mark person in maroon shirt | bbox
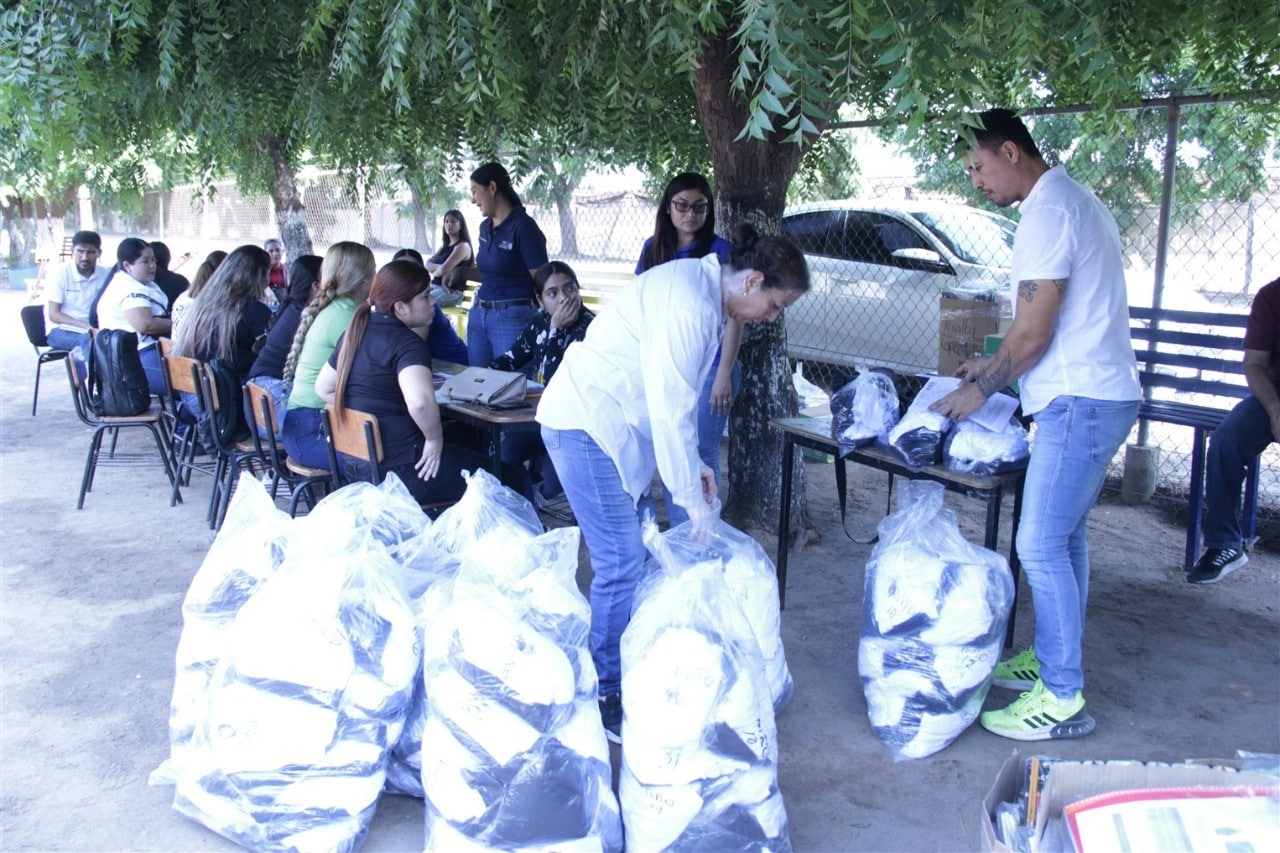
[1191,275,1280,583]
[265,238,288,305]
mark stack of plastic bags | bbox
[384,469,544,799]
[858,480,1014,761]
[418,474,622,851]
[152,475,427,850]
[619,518,792,851]
[887,388,951,471]
[944,416,1031,475]
[830,369,900,456]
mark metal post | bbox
[1137,102,1180,446]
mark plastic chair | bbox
[20,304,70,416]
[65,356,175,509]
[244,381,332,517]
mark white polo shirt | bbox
[1013,165,1141,414]
[537,255,724,512]
[46,261,110,331]
[97,271,170,351]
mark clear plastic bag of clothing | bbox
[425,467,544,555]
[944,416,1031,476]
[618,519,792,853]
[152,476,423,851]
[858,480,1014,761]
[420,525,622,852]
[887,390,952,471]
[830,368,900,456]
[657,513,794,713]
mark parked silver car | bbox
[781,200,1016,373]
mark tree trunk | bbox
[263,133,314,261]
[554,174,580,257]
[694,35,825,537]
[409,183,431,253]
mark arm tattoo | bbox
[977,351,1013,397]
[1019,278,1068,302]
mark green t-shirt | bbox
[288,297,357,410]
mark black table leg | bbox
[776,436,796,610]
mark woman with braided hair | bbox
[281,241,377,469]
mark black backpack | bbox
[196,358,248,450]
[87,330,151,416]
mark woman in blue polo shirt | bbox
[446,162,549,366]
[316,260,486,504]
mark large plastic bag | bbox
[386,470,540,798]
[425,467,544,554]
[153,477,423,851]
[792,361,829,410]
[858,480,1014,761]
[420,525,622,852]
[618,520,792,852]
[656,517,794,713]
[830,369,900,456]
[887,390,952,471]
[944,417,1030,476]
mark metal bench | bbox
[1130,305,1260,568]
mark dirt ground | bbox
[1,287,1277,852]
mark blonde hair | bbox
[282,241,376,382]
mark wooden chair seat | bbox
[286,457,330,478]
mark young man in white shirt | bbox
[45,231,110,352]
[933,109,1141,741]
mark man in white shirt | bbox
[45,231,110,352]
[933,109,1141,741]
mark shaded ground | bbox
[1,288,1277,851]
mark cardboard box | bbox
[980,751,1277,852]
[939,296,1000,376]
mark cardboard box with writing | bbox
[939,296,1000,376]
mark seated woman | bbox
[282,242,377,469]
[489,261,594,503]
[391,248,471,365]
[245,254,323,436]
[171,244,274,441]
[422,210,473,307]
[315,260,487,505]
[96,238,170,396]
[170,250,227,338]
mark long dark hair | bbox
[470,162,522,208]
[639,172,719,273]
[726,224,810,294]
[173,245,271,362]
[441,209,472,247]
[332,260,431,412]
[533,260,578,299]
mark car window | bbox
[913,209,1015,267]
[780,211,841,256]
[839,212,926,264]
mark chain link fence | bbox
[19,97,1278,539]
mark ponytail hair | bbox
[470,162,522,208]
[727,224,810,294]
[283,241,375,382]
[332,260,431,412]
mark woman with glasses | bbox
[636,172,743,525]
[489,260,595,504]
[96,237,171,395]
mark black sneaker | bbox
[1188,548,1248,585]
[599,693,622,744]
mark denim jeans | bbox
[664,356,741,527]
[1204,392,1277,549]
[282,405,331,470]
[542,425,654,696]
[467,302,536,368]
[46,327,90,353]
[1017,396,1139,698]
[139,345,167,396]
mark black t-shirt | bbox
[249,303,303,380]
[328,312,432,468]
[193,301,273,380]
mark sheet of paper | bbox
[914,376,1019,432]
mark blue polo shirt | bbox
[635,235,732,274]
[328,312,432,469]
[476,207,549,303]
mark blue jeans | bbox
[282,406,331,470]
[542,426,654,696]
[47,327,90,353]
[467,302,536,368]
[664,356,740,527]
[1017,396,1139,698]
[1204,392,1276,549]
[500,427,561,503]
[139,345,166,396]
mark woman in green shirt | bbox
[281,241,376,469]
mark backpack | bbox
[196,358,247,450]
[87,330,151,416]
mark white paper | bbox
[915,376,1019,433]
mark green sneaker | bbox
[980,680,1096,741]
[992,646,1040,690]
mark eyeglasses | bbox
[670,199,710,215]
